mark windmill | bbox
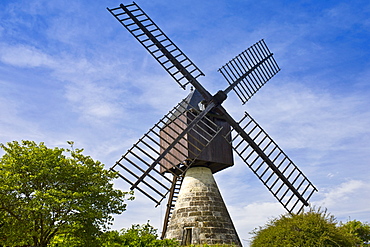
[107,2,317,246]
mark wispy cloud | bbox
[0,44,56,68]
[314,180,370,222]
[248,81,370,151]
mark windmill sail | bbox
[219,40,280,104]
[107,3,204,90]
[111,98,223,206]
[224,112,317,214]
[108,2,317,226]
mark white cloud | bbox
[0,41,132,125]
[308,179,370,226]
[0,43,56,68]
[315,180,370,209]
[0,84,44,142]
[245,81,370,158]
[64,80,121,121]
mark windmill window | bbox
[198,100,207,111]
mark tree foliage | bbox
[339,220,370,246]
[0,140,133,247]
[250,208,360,247]
[98,222,179,247]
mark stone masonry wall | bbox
[165,167,241,246]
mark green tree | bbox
[0,140,133,247]
[339,220,370,246]
[98,222,179,247]
[250,208,359,247]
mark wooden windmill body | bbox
[108,2,318,246]
[160,89,233,174]
[160,89,239,245]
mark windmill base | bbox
[165,167,241,246]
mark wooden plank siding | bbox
[159,112,234,174]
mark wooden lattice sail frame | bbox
[107,1,318,241]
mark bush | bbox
[250,208,360,246]
[99,222,179,247]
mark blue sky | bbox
[1,0,369,245]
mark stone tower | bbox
[165,167,241,246]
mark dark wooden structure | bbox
[160,90,233,174]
